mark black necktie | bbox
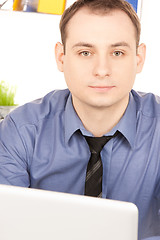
[84,134,115,198]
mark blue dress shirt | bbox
[0,89,160,240]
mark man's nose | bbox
[93,55,111,78]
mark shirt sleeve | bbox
[0,115,30,187]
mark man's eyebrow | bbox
[72,41,131,49]
[110,42,131,48]
[72,42,95,49]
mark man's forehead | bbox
[66,7,135,34]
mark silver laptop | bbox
[0,184,138,240]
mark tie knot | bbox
[84,135,113,154]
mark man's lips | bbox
[89,85,115,92]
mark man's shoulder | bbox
[132,89,160,118]
[9,89,70,127]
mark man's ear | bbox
[136,43,146,74]
[55,42,65,72]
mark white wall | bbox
[0,0,159,105]
[134,0,160,95]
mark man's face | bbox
[56,8,145,111]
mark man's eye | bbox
[80,51,91,57]
[113,51,123,57]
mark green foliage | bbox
[0,81,17,106]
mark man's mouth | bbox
[89,86,115,92]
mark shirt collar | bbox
[64,93,85,144]
[107,91,137,148]
[64,91,137,148]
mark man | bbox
[0,0,159,239]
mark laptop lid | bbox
[0,184,138,240]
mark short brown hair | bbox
[60,0,141,51]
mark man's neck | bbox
[72,96,129,137]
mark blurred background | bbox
[0,0,159,105]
